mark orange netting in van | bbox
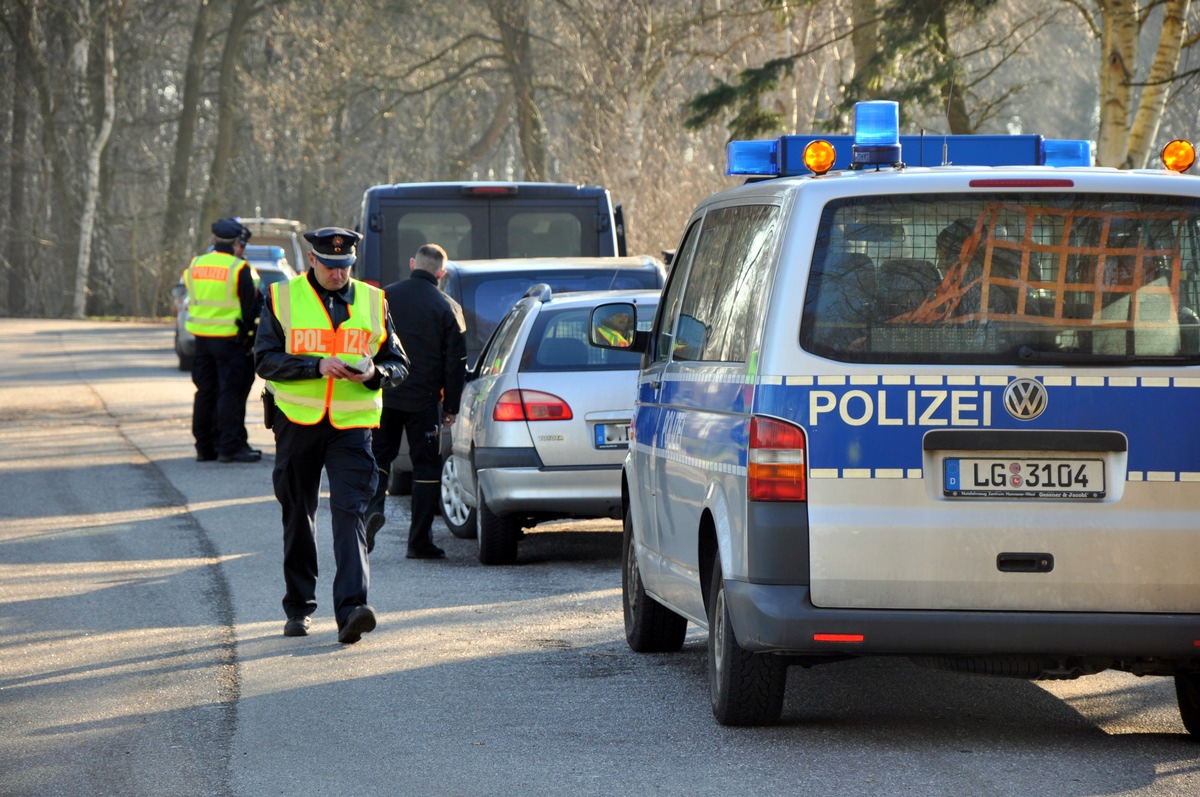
[896,203,1184,328]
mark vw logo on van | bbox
[1003,378,1048,421]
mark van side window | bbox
[653,220,702,363]
[672,205,780,363]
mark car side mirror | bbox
[590,302,643,352]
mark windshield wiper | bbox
[1016,345,1189,365]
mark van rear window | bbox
[799,193,1200,364]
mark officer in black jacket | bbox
[255,227,410,644]
[365,243,467,559]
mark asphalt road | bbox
[0,318,1196,797]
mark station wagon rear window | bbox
[799,193,1200,364]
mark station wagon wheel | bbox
[440,456,476,539]
[476,481,519,565]
[1175,672,1200,737]
[622,505,686,652]
[708,559,786,726]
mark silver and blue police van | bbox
[589,101,1200,728]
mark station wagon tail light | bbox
[747,416,807,502]
[493,389,573,421]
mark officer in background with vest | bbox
[185,217,262,463]
[254,226,410,644]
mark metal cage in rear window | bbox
[799,192,1200,365]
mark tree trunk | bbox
[162,0,217,263]
[6,0,33,316]
[489,0,547,181]
[73,2,116,319]
[198,0,254,243]
[851,0,882,97]
[1125,0,1190,168]
[1096,0,1138,167]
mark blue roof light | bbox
[854,101,899,146]
[725,139,779,176]
[851,101,901,167]
[1042,138,1092,167]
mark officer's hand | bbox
[318,357,374,381]
[348,360,376,383]
[442,413,456,427]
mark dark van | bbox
[357,181,627,287]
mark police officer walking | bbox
[254,226,410,644]
[186,217,262,463]
[364,243,467,558]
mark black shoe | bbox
[219,447,262,463]
[406,543,446,560]
[365,513,385,553]
[283,615,311,637]
[338,605,377,644]
[196,451,218,462]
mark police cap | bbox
[212,217,249,243]
[304,226,362,267]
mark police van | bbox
[589,101,1200,729]
[356,181,626,287]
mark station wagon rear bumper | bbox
[478,465,623,518]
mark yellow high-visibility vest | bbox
[184,251,250,337]
[267,275,387,429]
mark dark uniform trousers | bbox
[192,335,254,457]
[273,413,378,627]
[367,404,442,548]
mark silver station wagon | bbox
[443,287,658,565]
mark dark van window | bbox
[800,193,1200,364]
[672,205,779,363]
[506,213,584,257]
[394,211,474,262]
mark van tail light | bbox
[748,416,807,502]
[493,389,574,421]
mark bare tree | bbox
[198,0,256,237]
[161,0,218,264]
[73,0,119,318]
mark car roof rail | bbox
[523,283,553,302]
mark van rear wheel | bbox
[1175,672,1200,737]
[708,559,786,726]
[622,507,686,652]
[476,481,519,565]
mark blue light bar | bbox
[729,134,1097,176]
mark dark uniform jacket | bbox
[382,269,467,414]
[254,270,410,390]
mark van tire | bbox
[1175,672,1200,736]
[708,559,786,726]
[476,482,519,565]
[440,456,476,539]
[622,507,686,652]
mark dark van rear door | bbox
[360,182,621,286]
